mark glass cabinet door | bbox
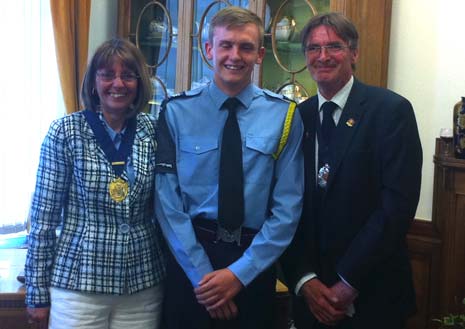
[119,0,392,110]
[261,0,330,103]
[118,0,250,117]
[190,0,251,89]
[127,1,178,117]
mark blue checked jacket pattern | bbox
[25,111,166,306]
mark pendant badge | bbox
[317,163,331,188]
[109,177,129,202]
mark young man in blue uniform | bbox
[155,6,304,329]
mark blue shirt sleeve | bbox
[155,107,214,286]
[155,173,214,286]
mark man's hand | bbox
[26,307,50,329]
[195,268,243,311]
[301,279,346,326]
[207,299,238,320]
[330,280,358,312]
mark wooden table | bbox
[0,248,28,329]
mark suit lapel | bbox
[130,117,147,204]
[130,115,157,205]
[81,112,109,164]
[299,97,318,197]
[327,80,368,190]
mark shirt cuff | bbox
[228,256,259,287]
[338,273,357,291]
[295,272,317,295]
[337,273,357,317]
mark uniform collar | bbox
[208,81,255,111]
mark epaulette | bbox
[282,95,295,102]
[263,89,294,104]
[263,90,297,160]
[184,88,203,97]
[160,88,203,110]
[160,92,184,110]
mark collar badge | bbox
[346,118,356,127]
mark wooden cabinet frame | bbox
[255,0,392,88]
[331,0,392,88]
[117,0,392,93]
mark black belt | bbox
[193,217,257,247]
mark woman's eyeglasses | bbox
[96,71,139,82]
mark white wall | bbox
[388,0,465,220]
[88,0,118,58]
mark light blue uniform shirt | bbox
[155,82,304,287]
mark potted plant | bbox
[433,298,465,328]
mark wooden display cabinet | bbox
[117,0,392,111]
[0,249,28,329]
[405,139,465,329]
[406,220,441,329]
[432,138,465,317]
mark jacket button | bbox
[119,223,130,233]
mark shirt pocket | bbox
[178,136,219,185]
[244,135,279,183]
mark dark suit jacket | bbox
[281,79,422,329]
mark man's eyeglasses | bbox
[304,44,351,55]
[96,71,139,83]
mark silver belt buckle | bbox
[217,226,242,246]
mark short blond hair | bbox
[209,6,264,48]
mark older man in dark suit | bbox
[281,12,422,329]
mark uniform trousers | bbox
[49,284,164,329]
[162,228,276,329]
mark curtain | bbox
[0,0,65,234]
[50,0,91,114]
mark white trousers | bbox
[49,284,164,329]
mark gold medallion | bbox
[109,177,129,202]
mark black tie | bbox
[318,101,338,170]
[218,97,244,232]
[317,101,337,251]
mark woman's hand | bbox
[26,307,50,329]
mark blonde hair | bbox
[209,6,264,48]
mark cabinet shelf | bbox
[432,138,465,317]
[264,37,302,53]
[138,39,177,49]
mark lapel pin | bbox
[346,118,356,127]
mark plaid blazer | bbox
[25,111,166,306]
